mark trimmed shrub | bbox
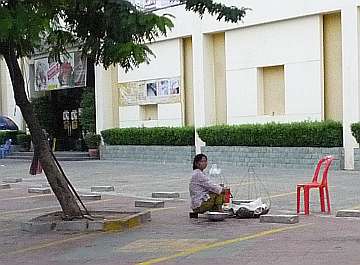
[197,121,342,147]
[0,131,23,145]
[351,122,360,144]
[16,134,32,151]
[101,127,195,146]
[84,133,102,149]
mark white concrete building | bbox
[1,0,360,168]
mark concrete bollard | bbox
[152,192,180,199]
[260,214,299,224]
[135,200,165,208]
[91,186,115,192]
[28,187,51,194]
[336,210,360,218]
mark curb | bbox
[21,210,151,233]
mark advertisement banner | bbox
[34,52,87,91]
[118,77,180,106]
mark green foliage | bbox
[16,133,32,150]
[180,0,249,22]
[101,127,195,146]
[0,130,23,145]
[31,96,56,136]
[80,88,96,134]
[197,121,343,147]
[351,122,360,144]
[0,1,247,70]
[84,133,102,149]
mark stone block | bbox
[21,222,54,233]
[55,221,88,231]
[0,184,10,189]
[87,221,104,231]
[336,210,360,218]
[135,200,164,208]
[79,193,101,200]
[91,186,115,192]
[3,177,22,183]
[28,187,51,194]
[152,192,180,199]
[260,214,299,224]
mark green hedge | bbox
[101,127,195,146]
[84,133,101,149]
[197,121,343,147]
[0,131,24,145]
[351,122,360,144]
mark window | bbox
[262,65,285,116]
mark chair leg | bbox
[325,186,331,213]
[319,187,325,212]
[304,187,310,215]
[297,186,301,214]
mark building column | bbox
[192,31,217,154]
[95,65,116,134]
[341,6,360,169]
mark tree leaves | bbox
[0,0,247,70]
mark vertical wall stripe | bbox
[324,12,343,121]
[213,33,227,124]
[183,37,194,126]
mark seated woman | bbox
[189,154,225,214]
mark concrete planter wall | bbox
[100,145,344,170]
[354,148,360,170]
[201,146,344,170]
[100,145,196,164]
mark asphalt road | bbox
[0,159,360,265]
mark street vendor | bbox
[189,154,225,213]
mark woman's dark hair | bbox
[193,154,207,170]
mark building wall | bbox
[117,39,183,128]
[226,15,322,124]
[0,58,24,129]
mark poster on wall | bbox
[158,80,169,96]
[34,51,87,91]
[144,0,156,10]
[146,82,157,97]
[118,77,181,106]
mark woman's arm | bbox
[196,171,223,194]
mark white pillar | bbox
[192,32,206,154]
[95,65,115,134]
[341,6,360,169]
[192,29,217,154]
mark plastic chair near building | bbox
[296,155,334,215]
[0,139,13,159]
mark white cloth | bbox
[189,169,223,209]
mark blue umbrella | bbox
[0,116,19,131]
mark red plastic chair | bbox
[296,155,334,215]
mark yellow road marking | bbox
[270,191,296,198]
[136,224,310,265]
[0,194,53,202]
[0,198,116,215]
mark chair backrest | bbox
[320,156,334,186]
[311,156,334,185]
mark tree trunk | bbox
[2,46,83,218]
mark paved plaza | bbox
[0,159,360,264]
